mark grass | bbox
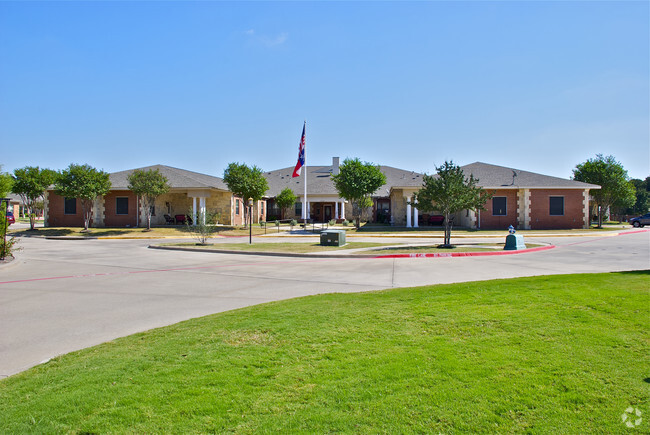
[161,241,390,253]
[1,272,648,433]
[8,226,269,238]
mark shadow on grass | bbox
[618,270,650,276]
[10,228,76,237]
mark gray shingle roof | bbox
[109,165,229,191]
[460,162,600,189]
[264,164,424,197]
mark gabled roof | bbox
[109,165,229,191]
[264,164,424,197]
[460,162,600,189]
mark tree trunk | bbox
[597,203,602,229]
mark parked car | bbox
[428,215,445,225]
[6,211,15,225]
[629,213,650,228]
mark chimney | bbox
[332,157,340,175]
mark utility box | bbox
[504,234,526,250]
[320,230,346,246]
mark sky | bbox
[1,1,648,181]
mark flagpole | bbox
[303,120,307,224]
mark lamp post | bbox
[248,198,253,244]
[1,198,10,261]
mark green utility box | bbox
[504,234,526,250]
[320,230,346,246]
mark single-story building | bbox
[265,158,600,230]
[45,165,267,228]
[44,160,599,230]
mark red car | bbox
[6,211,15,225]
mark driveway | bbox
[1,230,648,377]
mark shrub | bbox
[342,220,349,226]
[329,219,336,226]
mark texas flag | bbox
[292,122,306,178]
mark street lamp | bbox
[1,198,11,261]
[248,198,253,244]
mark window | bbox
[492,197,507,216]
[549,196,564,216]
[235,199,240,215]
[116,197,129,215]
[64,198,76,215]
[295,202,302,216]
[260,201,264,214]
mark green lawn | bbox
[1,272,648,433]
[8,226,269,238]
[162,241,391,253]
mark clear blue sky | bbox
[1,1,648,180]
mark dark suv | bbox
[629,213,650,228]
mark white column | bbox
[340,201,345,219]
[414,200,419,228]
[307,201,311,219]
[406,201,412,228]
[335,201,339,220]
[192,197,197,226]
[199,197,206,225]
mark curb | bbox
[148,244,556,259]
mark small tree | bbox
[275,188,297,219]
[223,162,269,228]
[127,169,170,230]
[12,166,56,230]
[573,154,635,228]
[185,209,219,245]
[0,166,16,259]
[415,161,492,248]
[55,164,111,230]
[331,158,387,228]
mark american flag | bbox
[292,122,306,178]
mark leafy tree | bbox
[275,188,297,219]
[626,178,649,215]
[55,164,111,230]
[11,166,56,230]
[127,169,170,230]
[573,154,635,228]
[415,161,492,247]
[0,166,15,259]
[223,162,269,227]
[331,158,387,228]
[0,166,12,198]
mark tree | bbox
[573,154,635,228]
[626,178,649,216]
[12,166,56,230]
[415,161,492,248]
[127,169,170,230]
[55,164,111,230]
[0,166,12,198]
[275,188,297,220]
[223,162,269,227]
[331,158,387,228]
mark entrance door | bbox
[324,205,332,222]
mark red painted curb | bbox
[372,245,556,259]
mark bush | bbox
[290,219,297,230]
[259,221,266,228]
[342,220,349,226]
[185,210,219,245]
[329,219,336,226]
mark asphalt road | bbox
[1,230,648,378]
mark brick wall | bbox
[104,191,138,227]
[479,189,519,230]
[529,189,585,229]
[46,192,86,227]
